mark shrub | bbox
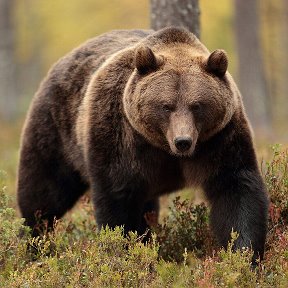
[1,144,288,287]
[0,177,159,287]
[153,196,215,263]
[155,232,256,288]
[0,170,30,282]
[6,226,159,287]
[265,144,288,232]
[261,145,288,287]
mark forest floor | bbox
[0,121,288,287]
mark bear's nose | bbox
[174,137,192,152]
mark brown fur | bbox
[17,27,268,264]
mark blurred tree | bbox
[280,0,288,135]
[16,0,149,72]
[234,0,271,135]
[14,0,149,114]
[16,0,44,106]
[260,0,288,137]
[201,0,236,74]
[150,0,200,38]
[0,0,18,121]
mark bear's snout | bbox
[174,136,192,152]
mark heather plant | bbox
[0,170,30,282]
[1,145,288,287]
[154,196,214,263]
[263,145,288,268]
[261,145,288,287]
[265,144,288,230]
[155,233,257,287]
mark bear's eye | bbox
[163,104,174,113]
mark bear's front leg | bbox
[204,168,269,264]
[91,179,154,236]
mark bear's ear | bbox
[135,46,163,75]
[206,49,228,78]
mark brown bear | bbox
[17,27,268,263]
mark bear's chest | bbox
[136,148,185,198]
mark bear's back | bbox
[25,30,152,180]
[40,29,152,106]
[35,29,151,139]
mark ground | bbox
[0,120,288,287]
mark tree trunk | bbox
[150,0,200,38]
[0,0,18,121]
[234,0,271,135]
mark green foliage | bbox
[265,144,288,228]
[0,170,30,282]
[1,145,288,287]
[0,177,159,287]
[212,232,255,287]
[262,145,288,287]
[154,233,256,288]
[155,197,214,262]
[264,145,288,248]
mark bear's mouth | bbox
[173,151,194,158]
[171,148,195,158]
[166,139,196,158]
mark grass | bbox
[0,120,288,287]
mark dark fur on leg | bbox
[204,168,269,265]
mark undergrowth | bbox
[0,145,288,287]
[153,198,214,262]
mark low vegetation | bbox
[0,145,288,287]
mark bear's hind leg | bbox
[17,143,88,236]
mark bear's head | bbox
[123,28,239,157]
